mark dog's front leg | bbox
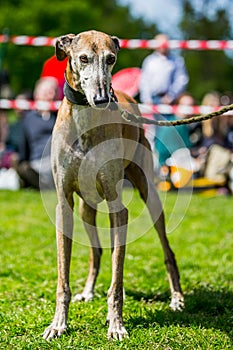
[73,199,102,302]
[107,207,129,340]
[43,195,74,340]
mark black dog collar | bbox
[63,75,88,106]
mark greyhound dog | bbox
[43,30,184,341]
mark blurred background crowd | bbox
[1,0,233,194]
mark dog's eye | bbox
[106,55,116,65]
[79,55,88,64]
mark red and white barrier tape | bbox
[140,104,221,115]
[0,98,227,116]
[0,35,56,47]
[119,39,233,50]
[1,35,233,50]
[0,99,61,111]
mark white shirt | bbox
[139,52,189,103]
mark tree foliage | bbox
[0,0,157,94]
[179,0,233,101]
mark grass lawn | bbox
[0,189,232,349]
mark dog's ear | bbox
[111,36,120,52]
[55,34,76,61]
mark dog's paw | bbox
[170,291,185,311]
[72,291,94,303]
[107,319,129,341]
[43,323,67,340]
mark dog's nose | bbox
[93,95,109,107]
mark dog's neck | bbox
[64,74,89,106]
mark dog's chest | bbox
[61,107,124,202]
[71,105,123,150]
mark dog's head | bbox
[56,30,120,109]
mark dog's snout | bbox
[93,94,109,107]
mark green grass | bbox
[0,189,232,349]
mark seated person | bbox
[155,92,194,167]
[16,77,59,190]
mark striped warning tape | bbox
[1,35,233,50]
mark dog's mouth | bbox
[91,85,118,110]
[89,94,110,110]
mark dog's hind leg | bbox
[73,199,102,302]
[125,138,184,311]
[43,193,74,340]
